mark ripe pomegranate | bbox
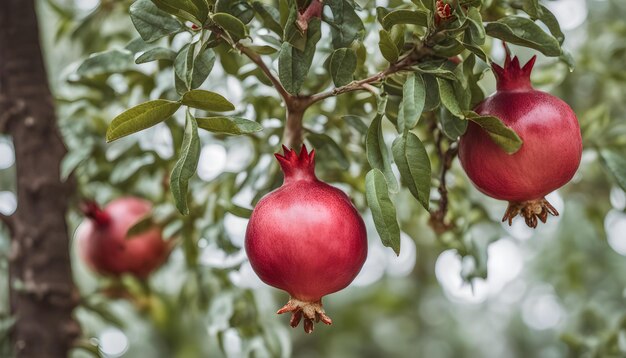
[245,145,367,333]
[77,197,171,279]
[458,52,582,228]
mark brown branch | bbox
[236,43,291,102]
[429,126,458,234]
[306,44,435,107]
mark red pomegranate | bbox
[77,197,171,279]
[245,145,367,333]
[458,52,582,228]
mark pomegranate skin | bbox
[458,54,582,227]
[245,145,367,333]
[77,197,170,279]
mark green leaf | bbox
[600,149,626,192]
[392,133,431,210]
[135,47,177,64]
[196,116,263,135]
[248,45,278,55]
[106,100,181,142]
[465,7,485,45]
[170,112,201,215]
[538,5,565,45]
[77,49,134,77]
[343,115,368,135]
[129,0,183,43]
[379,30,399,63]
[485,16,561,57]
[213,12,249,41]
[423,74,440,111]
[399,73,426,132]
[191,48,216,88]
[219,200,253,218]
[279,18,321,94]
[215,0,254,24]
[437,78,463,118]
[152,0,208,25]
[181,89,235,112]
[126,214,156,238]
[382,9,428,30]
[365,169,401,255]
[306,132,350,169]
[252,1,283,35]
[174,42,195,95]
[326,0,365,48]
[328,48,357,87]
[440,109,467,140]
[465,111,523,154]
[366,114,398,192]
[110,153,155,184]
[522,0,542,19]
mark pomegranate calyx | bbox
[274,144,317,183]
[492,53,536,92]
[80,200,111,227]
[277,297,332,334]
[502,197,559,228]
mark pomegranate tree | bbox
[458,52,582,228]
[245,145,368,333]
[77,197,171,279]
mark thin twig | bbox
[306,51,424,106]
[429,125,458,234]
[236,43,291,102]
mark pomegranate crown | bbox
[274,144,316,182]
[80,200,110,226]
[492,51,537,91]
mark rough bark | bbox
[0,0,80,357]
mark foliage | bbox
[0,0,625,357]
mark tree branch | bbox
[429,125,458,234]
[306,45,434,107]
[235,43,291,102]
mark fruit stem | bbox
[80,200,110,227]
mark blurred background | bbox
[1,0,626,357]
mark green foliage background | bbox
[1,0,626,357]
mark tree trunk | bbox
[0,0,80,357]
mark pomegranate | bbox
[77,197,171,279]
[458,52,582,228]
[245,145,367,333]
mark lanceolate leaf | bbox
[191,47,216,88]
[279,18,321,94]
[181,89,235,112]
[465,111,523,154]
[485,16,561,57]
[129,0,183,43]
[538,5,565,45]
[440,109,468,140]
[382,9,428,30]
[252,1,283,35]
[77,49,134,77]
[152,0,208,25]
[171,112,201,215]
[328,48,357,87]
[437,78,463,118]
[379,30,399,63]
[306,132,350,169]
[136,47,177,64]
[212,12,249,41]
[106,100,181,142]
[392,133,431,210]
[196,116,263,135]
[399,73,426,132]
[366,114,398,192]
[365,169,401,255]
[600,149,626,192]
[325,0,365,48]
